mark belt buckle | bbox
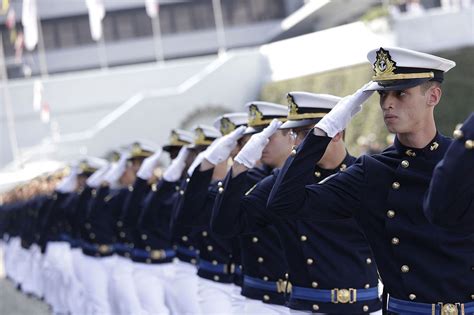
[437,302,462,315]
[98,244,110,254]
[276,279,292,294]
[331,288,357,304]
[150,250,165,260]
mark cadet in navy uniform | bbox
[205,103,293,314]
[174,122,250,314]
[424,112,474,229]
[267,47,474,314]
[212,93,382,314]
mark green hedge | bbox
[259,46,474,155]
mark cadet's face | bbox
[261,130,293,168]
[120,159,142,185]
[378,85,435,134]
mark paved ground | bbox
[0,246,50,315]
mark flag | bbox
[1,0,9,14]
[22,0,38,51]
[40,101,50,123]
[145,0,159,18]
[33,79,43,111]
[86,0,105,41]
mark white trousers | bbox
[77,254,116,315]
[197,277,234,314]
[231,284,246,314]
[109,255,144,315]
[172,260,201,314]
[21,244,44,298]
[243,297,290,315]
[133,262,175,315]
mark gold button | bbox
[366,258,372,264]
[145,246,151,251]
[392,182,400,190]
[466,139,474,150]
[291,149,297,156]
[409,294,416,300]
[471,294,474,300]
[453,128,463,139]
[257,257,264,263]
[128,185,134,192]
[217,181,223,187]
[218,187,224,194]
[314,171,321,178]
[311,282,318,288]
[212,260,218,265]
[306,258,314,265]
[85,223,91,229]
[179,190,184,195]
[120,231,126,238]
[151,184,157,191]
[401,160,409,168]
[284,273,289,279]
[190,258,197,265]
[252,237,258,243]
[401,265,410,273]
[300,235,307,242]
[213,275,219,281]
[181,235,188,242]
[263,276,268,281]
[141,234,147,240]
[175,186,180,191]
[312,304,319,311]
[186,178,190,183]
[207,245,213,251]
[89,233,95,239]
[387,210,395,218]
[116,221,123,227]
[363,305,369,312]
[364,284,370,289]
[91,189,97,197]
[263,295,270,301]
[392,237,400,245]
[202,231,208,237]
[339,164,347,171]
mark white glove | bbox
[235,119,282,169]
[163,147,190,182]
[187,151,206,177]
[56,167,78,193]
[86,163,110,188]
[104,153,128,187]
[136,148,163,180]
[203,126,246,165]
[316,81,375,137]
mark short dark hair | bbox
[420,80,441,94]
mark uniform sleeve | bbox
[174,168,213,226]
[424,113,474,229]
[267,132,365,220]
[211,169,279,237]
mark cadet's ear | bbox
[332,132,343,142]
[427,84,442,108]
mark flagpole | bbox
[36,17,48,77]
[0,33,21,167]
[212,0,226,55]
[151,14,164,64]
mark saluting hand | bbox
[137,148,163,180]
[315,81,374,137]
[103,153,129,187]
[56,166,78,193]
[86,163,110,188]
[203,125,246,166]
[163,147,190,182]
[234,119,282,169]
